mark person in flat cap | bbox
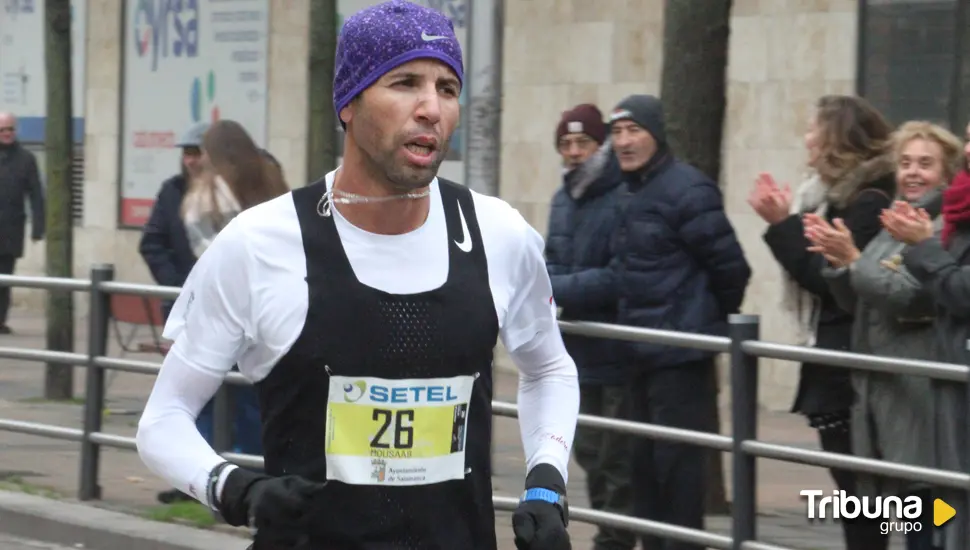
[545,104,635,550]
[139,120,209,325]
[135,2,578,549]
[608,94,751,550]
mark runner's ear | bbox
[340,105,353,125]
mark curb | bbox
[0,491,249,550]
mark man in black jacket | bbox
[609,95,751,550]
[545,104,633,550]
[0,112,45,335]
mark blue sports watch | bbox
[520,487,569,526]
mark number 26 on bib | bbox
[325,374,476,487]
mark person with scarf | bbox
[137,4,580,547]
[883,119,970,550]
[806,121,964,550]
[747,95,896,550]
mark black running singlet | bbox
[253,179,500,550]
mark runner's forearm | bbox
[512,335,579,482]
[136,345,231,507]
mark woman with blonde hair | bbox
[807,120,963,550]
[748,94,896,550]
[182,119,289,458]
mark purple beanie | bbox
[333,0,464,120]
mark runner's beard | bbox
[373,138,450,192]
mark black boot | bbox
[156,488,193,504]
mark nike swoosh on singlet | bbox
[455,201,472,252]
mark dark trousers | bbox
[629,359,717,550]
[817,421,942,550]
[905,488,939,550]
[0,254,14,325]
[575,384,636,550]
[816,417,890,550]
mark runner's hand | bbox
[513,464,571,550]
[513,500,571,550]
[216,466,326,534]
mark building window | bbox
[857,0,970,132]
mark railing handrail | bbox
[3,272,967,379]
[0,268,967,550]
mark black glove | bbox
[214,464,326,546]
[512,464,571,550]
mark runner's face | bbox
[344,59,461,190]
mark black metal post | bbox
[79,264,114,501]
[213,385,233,453]
[729,314,760,549]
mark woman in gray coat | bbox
[882,119,970,550]
[805,121,965,550]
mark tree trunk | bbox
[660,0,733,516]
[306,0,339,182]
[43,0,74,400]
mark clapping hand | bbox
[748,173,793,225]
[804,214,860,268]
[881,201,933,245]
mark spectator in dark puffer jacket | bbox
[609,94,751,550]
[545,104,633,550]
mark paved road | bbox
[0,534,93,550]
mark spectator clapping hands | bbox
[804,214,860,268]
[882,201,934,245]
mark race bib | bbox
[325,374,475,486]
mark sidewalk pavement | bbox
[0,532,103,550]
[0,309,905,549]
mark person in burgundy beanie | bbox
[546,104,634,550]
[555,104,607,169]
[887,120,970,550]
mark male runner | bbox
[135,2,579,549]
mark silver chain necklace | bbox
[316,187,432,217]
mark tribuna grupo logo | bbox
[800,490,928,535]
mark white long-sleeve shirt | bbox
[135,172,580,506]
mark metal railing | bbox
[1,265,968,550]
